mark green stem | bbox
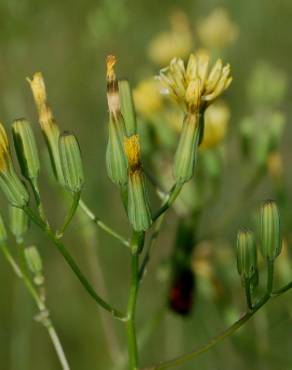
[152,183,183,222]
[79,199,129,247]
[30,178,48,224]
[46,322,70,370]
[139,212,165,281]
[244,278,252,310]
[57,192,81,238]
[0,243,70,370]
[23,206,126,321]
[144,282,291,370]
[127,251,139,370]
[272,280,292,296]
[266,259,274,295]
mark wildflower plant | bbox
[0,50,292,370]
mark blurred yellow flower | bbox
[200,102,230,149]
[267,151,283,180]
[148,11,192,65]
[133,78,163,117]
[197,8,239,49]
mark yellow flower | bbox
[133,79,163,117]
[158,50,232,112]
[197,8,239,49]
[148,11,192,66]
[200,102,230,149]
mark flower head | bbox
[197,8,239,49]
[158,50,232,112]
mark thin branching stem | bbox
[143,279,292,370]
[57,192,81,238]
[152,183,183,222]
[0,242,70,370]
[23,205,127,321]
[79,199,130,247]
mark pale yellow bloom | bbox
[158,50,232,112]
[200,102,230,149]
[133,79,163,117]
[148,11,192,65]
[197,8,239,49]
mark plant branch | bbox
[23,206,127,321]
[57,192,81,238]
[79,199,130,247]
[152,183,183,222]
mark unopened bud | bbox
[119,79,137,136]
[260,200,281,260]
[236,229,257,284]
[59,132,84,193]
[12,119,40,181]
[124,135,152,231]
[106,56,128,186]
[9,206,29,243]
[24,246,43,285]
[0,123,29,207]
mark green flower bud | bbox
[27,72,64,185]
[0,123,29,207]
[236,229,257,284]
[119,79,137,136]
[9,206,29,243]
[173,112,202,183]
[106,56,128,186]
[59,132,84,193]
[0,213,7,244]
[124,135,152,231]
[12,118,40,181]
[24,246,44,285]
[260,200,281,260]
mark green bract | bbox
[59,132,84,193]
[12,118,40,181]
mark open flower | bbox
[158,50,232,112]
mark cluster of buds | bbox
[236,200,282,292]
[106,56,152,232]
[0,124,29,207]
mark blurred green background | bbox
[0,0,292,369]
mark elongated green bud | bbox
[260,200,281,260]
[0,123,29,207]
[0,213,7,244]
[124,135,152,231]
[59,132,84,193]
[12,118,40,181]
[106,56,128,186]
[237,229,257,284]
[9,206,29,243]
[119,79,137,136]
[24,245,44,285]
[27,72,64,185]
[173,112,202,183]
